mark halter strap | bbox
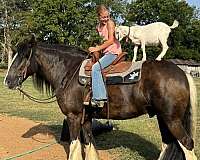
[22,49,33,79]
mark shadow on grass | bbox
[95,130,160,160]
[21,123,160,160]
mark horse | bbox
[4,34,197,160]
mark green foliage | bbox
[0,62,8,69]
[126,0,193,25]
[124,0,200,61]
[0,0,200,61]
[22,0,125,49]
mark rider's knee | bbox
[92,63,101,72]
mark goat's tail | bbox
[170,20,179,29]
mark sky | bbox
[187,0,200,8]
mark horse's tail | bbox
[184,73,197,141]
[170,20,179,29]
[159,73,197,160]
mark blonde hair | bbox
[96,4,109,16]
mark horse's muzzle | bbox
[4,76,22,90]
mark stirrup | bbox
[83,89,92,106]
[91,99,106,108]
[83,101,90,105]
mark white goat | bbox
[115,20,179,61]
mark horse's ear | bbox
[29,33,37,47]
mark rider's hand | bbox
[88,46,100,53]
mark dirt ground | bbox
[0,114,113,160]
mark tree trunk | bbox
[1,7,7,65]
[5,28,13,68]
[1,0,13,68]
[7,44,13,68]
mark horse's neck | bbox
[35,48,81,90]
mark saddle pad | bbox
[79,59,144,85]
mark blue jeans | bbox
[92,53,117,100]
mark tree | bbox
[0,0,126,67]
[124,0,200,61]
[22,0,126,48]
[0,0,31,67]
[0,0,13,66]
[1,0,199,64]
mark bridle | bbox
[16,48,57,103]
[21,48,33,79]
[14,49,33,88]
[16,49,88,104]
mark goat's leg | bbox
[156,38,169,61]
[132,45,138,62]
[141,41,146,61]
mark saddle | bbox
[79,52,144,106]
[79,52,144,85]
[84,52,131,76]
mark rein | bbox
[18,50,88,104]
[17,48,89,124]
[17,62,82,104]
[17,48,57,103]
[17,87,57,103]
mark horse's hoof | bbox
[181,136,194,151]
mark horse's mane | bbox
[37,42,88,57]
[32,73,53,96]
[32,43,88,95]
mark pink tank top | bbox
[96,23,122,55]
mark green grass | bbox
[0,70,65,135]
[0,70,199,160]
[96,117,161,160]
